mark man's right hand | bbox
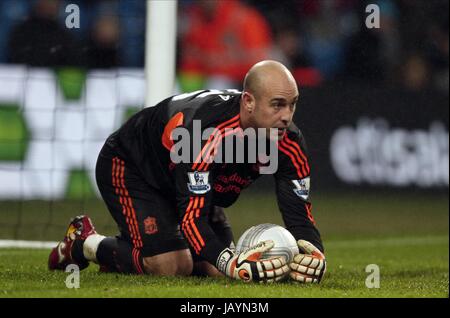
[217,240,290,283]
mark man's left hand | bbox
[289,240,326,283]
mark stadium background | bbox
[0,0,448,297]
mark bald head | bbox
[240,60,299,136]
[243,60,297,99]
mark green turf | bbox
[0,189,448,298]
[1,189,448,242]
[0,234,447,298]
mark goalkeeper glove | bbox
[216,240,290,283]
[289,240,326,283]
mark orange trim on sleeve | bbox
[189,197,205,248]
[192,114,240,170]
[181,197,202,253]
[283,135,310,175]
[198,121,240,172]
[181,196,208,255]
[305,203,316,224]
[162,112,184,151]
[278,142,304,179]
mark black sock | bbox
[96,237,145,274]
[71,239,89,269]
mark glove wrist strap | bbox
[216,248,234,274]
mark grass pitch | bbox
[0,189,448,298]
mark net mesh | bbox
[0,67,147,241]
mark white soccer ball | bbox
[235,223,299,263]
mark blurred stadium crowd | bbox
[0,0,448,93]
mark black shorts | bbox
[95,142,234,259]
[95,143,188,257]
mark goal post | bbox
[145,0,178,107]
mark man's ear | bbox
[242,92,255,113]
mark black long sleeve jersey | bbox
[109,89,323,266]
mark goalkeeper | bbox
[49,60,326,283]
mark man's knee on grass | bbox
[96,238,192,276]
[142,249,193,276]
[192,261,224,277]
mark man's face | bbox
[249,81,298,141]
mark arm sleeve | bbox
[173,124,229,267]
[275,133,324,252]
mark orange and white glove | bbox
[289,240,326,283]
[217,240,290,283]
